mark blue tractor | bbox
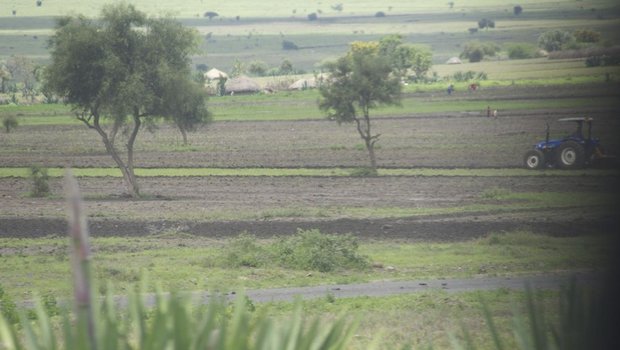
[523,117,610,169]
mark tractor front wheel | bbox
[555,141,585,169]
[524,149,546,169]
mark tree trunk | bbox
[180,127,188,145]
[355,108,379,173]
[366,140,377,170]
[89,113,141,198]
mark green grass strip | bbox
[0,167,617,178]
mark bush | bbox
[506,43,535,59]
[2,115,18,133]
[585,55,620,67]
[307,12,318,21]
[282,40,298,50]
[538,30,575,52]
[574,29,601,43]
[478,18,495,30]
[273,229,369,272]
[247,60,269,76]
[29,166,50,197]
[460,41,499,62]
[513,5,523,15]
[375,11,386,17]
[224,232,269,268]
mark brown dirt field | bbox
[1,85,619,240]
[1,174,618,240]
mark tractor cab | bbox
[524,117,609,169]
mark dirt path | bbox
[228,271,599,304]
[94,272,598,309]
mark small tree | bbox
[44,4,209,198]
[279,59,294,75]
[29,166,50,197]
[319,42,402,172]
[538,30,575,52]
[478,18,495,30]
[513,5,523,16]
[2,116,18,133]
[506,43,535,59]
[204,11,218,20]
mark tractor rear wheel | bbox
[555,141,585,169]
[524,149,545,169]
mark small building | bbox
[204,68,228,81]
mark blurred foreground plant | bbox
[0,171,358,350]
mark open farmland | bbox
[1,84,619,240]
[1,1,620,348]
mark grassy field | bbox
[0,231,610,299]
[1,1,618,348]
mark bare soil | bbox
[1,85,619,240]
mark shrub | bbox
[224,232,269,268]
[307,12,318,21]
[2,115,18,133]
[513,5,523,15]
[375,11,386,17]
[506,42,535,59]
[273,229,369,272]
[478,18,495,30]
[282,40,298,50]
[29,166,50,197]
[538,30,575,52]
[247,60,268,76]
[574,29,601,43]
[460,41,499,62]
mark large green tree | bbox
[378,35,433,81]
[45,4,209,198]
[319,42,402,172]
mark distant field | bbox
[5,0,616,18]
[2,0,619,71]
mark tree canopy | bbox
[537,30,576,52]
[319,42,402,172]
[378,35,433,81]
[44,3,209,198]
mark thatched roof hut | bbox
[225,75,261,94]
[288,78,317,90]
[204,68,228,80]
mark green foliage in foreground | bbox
[0,287,357,350]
